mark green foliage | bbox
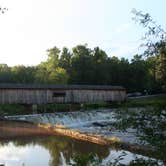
[70,153,100,166]
[59,47,72,73]
[124,95,166,107]
[127,158,160,166]
[0,9,165,93]
[37,103,71,113]
[0,104,25,116]
[48,67,68,84]
[112,106,166,160]
[132,9,166,92]
[0,43,164,93]
[11,65,36,83]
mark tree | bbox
[46,46,60,70]
[91,47,109,85]
[59,47,72,74]
[48,67,68,84]
[34,65,49,83]
[132,9,166,92]
[0,64,12,82]
[155,42,166,90]
[130,55,150,92]
[35,46,69,84]
[11,65,36,83]
[145,56,158,92]
[70,44,94,84]
[93,47,107,63]
[118,58,131,90]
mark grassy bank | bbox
[123,94,166,108]
[0,104,25,116]
[0,103,78,116]
[0,94,166,116]
[82,94,166,109]
[0,102,121,116]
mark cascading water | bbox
[6,109,115,128]
[6,109,139,144]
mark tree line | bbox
[0,9,165,93]
[0,44,164,93]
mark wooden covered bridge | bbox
[0,84,126,104]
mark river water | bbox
[1,109,165,166]
[0,135,109,166]
[0,135,161,166]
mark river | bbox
[0,109,165,166]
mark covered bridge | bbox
[0,84,126,104]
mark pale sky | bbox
[0,0,165,66]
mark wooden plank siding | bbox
[0,84,126,104]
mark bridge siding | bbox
[0,89,126,104]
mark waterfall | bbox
[5,109,142,144]
[6,109,115,128]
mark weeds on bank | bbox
[112,106,166,161]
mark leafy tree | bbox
[70,44,94,84]
[130,55,149,92]
[132,9,166,92]
[35,46,69,84]
[0,64,12,82]
[118,58,131,90]
[0,43,159,92]
[48,67,68,84]
[107,56,121,85]
[59,47,72,73]
[11,65,36,83]
[45,46,60,70]
[91,47,109,85]
[145,57,158,92]
[34,65,49,83]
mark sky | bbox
[0,0,165,66]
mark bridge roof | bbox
[0,84,125,90]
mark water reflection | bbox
[0,135,109,166]
[0,135,164,166]
[0,143,50,166]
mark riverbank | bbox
[0,94,166,117]
[123,94,166,107]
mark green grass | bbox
[84,95,166,110]
[0,103,81,116]
[0,104,25,116]
[37,103,73,113]
[0,95,166,116]
[123,95,166,108]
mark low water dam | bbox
[5,109,140,144]
[6,109,115,127]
